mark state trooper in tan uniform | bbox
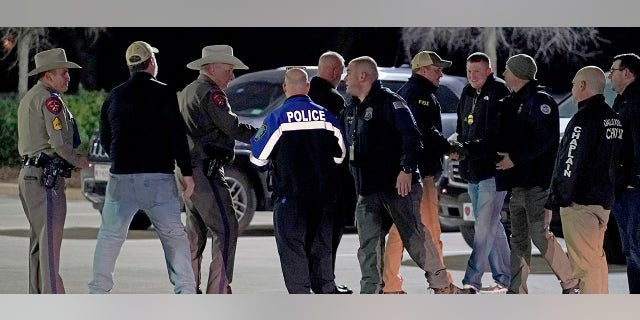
[176,45,257,294]
[17,48,89,293]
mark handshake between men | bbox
[447,141,468,161]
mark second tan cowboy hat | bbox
[186,45,249,70]
[27,48,82,76]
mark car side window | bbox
[434,86,459,113]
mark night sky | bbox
[2,27,640,94]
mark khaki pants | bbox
[18,166,67,294]
[382,176,452,292]
[179,165,238,294]
[561,204,610,294]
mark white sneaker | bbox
[462,284,478,294]
[478,282,507,294]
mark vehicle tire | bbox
[603,214,626,265]
[460,224,475,248]
[225,165,257,234]
[129,210,152,230]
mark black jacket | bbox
[545,94,622,210]
[308,76,356,203]
[397,74,450,177]
[456,75,510,183]
[612,79,640,193]
[309,76,345,117]
[341,80,422,196]
[100,72,192,176]
[495,81,559,190]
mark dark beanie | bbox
[506,54,537,80]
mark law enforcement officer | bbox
[88,41,196,294]
[177,45,257,294]
[545,66,622,294]
[250,67,346,293]
[496,53,580,294]
[608,53,640,294]
[17,48,89,293]
[454,52,511,294]
[341,56,467,294]
[382,50,458,293]
[307,51,354,294]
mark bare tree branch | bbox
[401,27,608,69]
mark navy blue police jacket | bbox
[250,95,346,200]
[495,81,559,191]
[545,94,623,210]
[611,79,640,194]
[341,80,422,196]
[397,74,451,178]
[456,75,510,183]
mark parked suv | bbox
[81,66,467,232]
[437,77,626,264]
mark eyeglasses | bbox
[610,67,626,73]
[285,66,307,71]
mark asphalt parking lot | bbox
[1,189,637,319]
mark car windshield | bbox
[226,68,466,119]
[226,80,284,117]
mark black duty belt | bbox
[22,155,40,167]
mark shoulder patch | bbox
[540,104,551,115]
[52,117,62,130]
[393,101,407,109]
[45,96,63,115]
[254,124,267,141]
[211,90,228,109]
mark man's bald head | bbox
[283,67,310,97]
[572,66,606,104]
[317,51,345,87]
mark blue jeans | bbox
[612,189,640,293]
[88,173,196,294]
[462,177,510,289]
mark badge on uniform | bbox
[211,91,227,109]
[540,104,551,115]
[254,124,267,141]
[364,107,373,121]
[45,97,62,115]
[52,117,63,130]
[467,114,474,125]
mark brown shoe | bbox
[382,290,407,294]
[432,283,472,294]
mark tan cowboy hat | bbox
[27,48,81,76]
[186,45,248,70]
